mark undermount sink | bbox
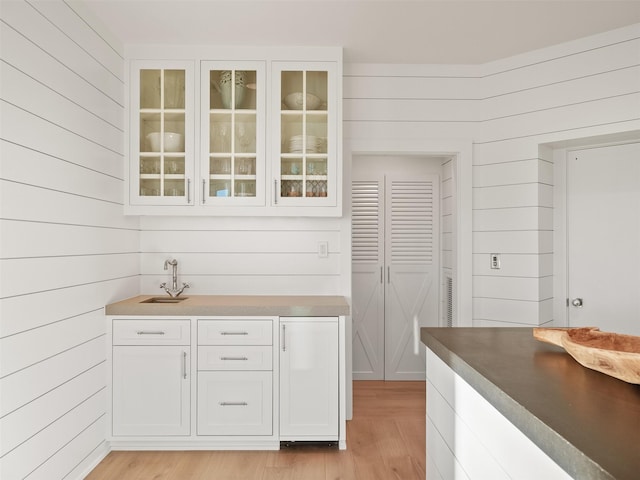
[141,297,189,304]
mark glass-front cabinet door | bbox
[273,62,337,207]
[130,60,195,206]
[201,61,265,206]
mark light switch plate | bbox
[318,241,328,258]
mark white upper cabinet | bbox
[129,60,195,207]
[273,62,338,210]
[200,61,266,207]
[125,48,342,216]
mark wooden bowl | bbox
[533,327,640,384]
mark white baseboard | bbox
[72,442,110,480]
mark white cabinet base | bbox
[109,439,280,451]
[426,349,571,480]
[279,318,339,440]
[197,371,272,436]
[107,314,346,450]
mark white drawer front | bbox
[198,345,272,371]
[198,320,272,346]
[113,320,190,345]
[197,371,272,436]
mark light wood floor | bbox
[85,381,426,480]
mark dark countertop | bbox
[421,327,640,480]
[105,294,350,317]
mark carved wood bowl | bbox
[533,327,640,384]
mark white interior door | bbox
[384,176,439,380]
[351,179,385,380]
[567,142,640,335]
[351,169,440,381]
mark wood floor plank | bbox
[165,451,213,480]
[204,451,273,479]
[84,381,426,480]
[324,450,358,480]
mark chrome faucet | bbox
[160,258,190,297]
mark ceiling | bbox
[79,0,640,64]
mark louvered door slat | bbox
[389,180,435,265]
[352,181,382,264]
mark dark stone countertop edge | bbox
[421,328,615,480]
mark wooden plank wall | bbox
[345,24,640,327]
[472,25,640,327]
[139,215,344,295]
[0,3,638,477]
[0,1,136,479]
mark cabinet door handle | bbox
[220,356,248,361]
[387,266,390,284]
[187,178,192,203]
[182,351,187,379]
[220,331,249,336]
[219,402,248,406]
[136,330,165,335]
[202,179,206,204]
[274,179,278,205]
[380,266,383,284]
[282,324,286,352]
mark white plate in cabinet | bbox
[113,319,190,345]
[197,371,272,436]
[198,345,272,370]
[198,320,272,346]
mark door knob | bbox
[571,298,583,307]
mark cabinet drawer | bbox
[197,371,272,436]
[198,320,272,346]
[113,320,190,345]
[198,345,272,371]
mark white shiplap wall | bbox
[0,4,638,477]
[345,23,640,327]
[0,2,135,479]
[473,25,640,327]
[139,215,343,295]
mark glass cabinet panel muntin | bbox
[275,64,335,206]
[201,61,265,205]
[131,61,194,205]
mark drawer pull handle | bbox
[219,402,248,406]
[182,351,187,379]
[282,324,286,352]
[220,331,249,336]
[137,331,165,335]
[220,356,248,361]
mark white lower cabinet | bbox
[197,371,272,435]
[197,318,274,437]
[108,314,344,448]
[279,317,339,440]
[112,320,191,436]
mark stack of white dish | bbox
[146,132,183,152]
[289,135,320,153]
[283,92,321,110]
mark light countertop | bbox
[421,327,640,480]
[105,294,350,317]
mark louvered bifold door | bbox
[384,175,440,380]
[351,179,385,380]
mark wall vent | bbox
[445,276,453,327]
